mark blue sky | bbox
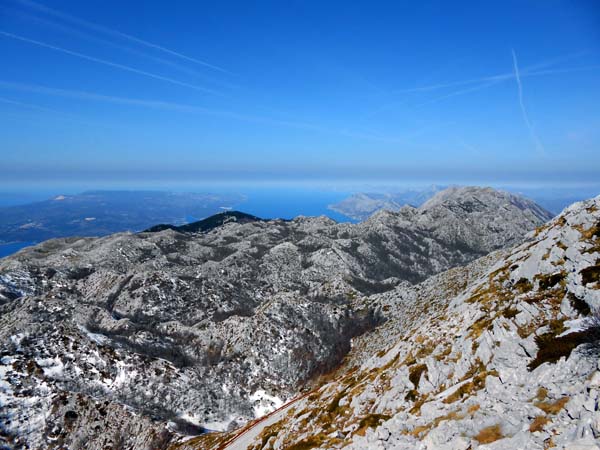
[0,0,599,187]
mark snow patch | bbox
[249,389,283,418]
[35,357,64,378]
[78,325,109,345]
[201,414,246,432]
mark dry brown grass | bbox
[467,404,481,414]
[468,315,494,339]
[529,415,550,432]
[474,424,504,444]
[443,381,475,404]
[514,277,533,293]
[432,410,465,427]
[576,221,600,240]
[534,387,548,401]
[535,397,569,415]
[409,424,431,438]
[285,434,332,450]
[354,413,391,437]
[434,345,452,361]
[442,360,498,404]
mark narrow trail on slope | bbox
[218,391,313,450]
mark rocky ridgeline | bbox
[190,194,598,450]
[0,187,554,449]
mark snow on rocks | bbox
[237,195,600,450]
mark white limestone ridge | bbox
[217,194,599,450]
[0,187,597,450]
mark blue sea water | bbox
[0,242,36,258]
[230,187,355,222]
[0,186,356,258]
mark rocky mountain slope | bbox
[187,193,600,450]
[0,187,555,449]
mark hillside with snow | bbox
[1,187,597,450]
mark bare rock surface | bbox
[0,187,555,449]
[212,194,599,450]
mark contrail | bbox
[390,51,589,95]
[0,96,58,113]
[15,0,232,74]
[512,49,545,155]
[412,61,599,108]
[10,9,239,89]
[416,79,503,107]
[0,31,222,96]
[0,95,108,126]
[391,74,511,94]
[526,65,600,77]
[0,80,423,144]
[0,80,326,130]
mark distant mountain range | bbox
[328,185,446,220]
[329,184,600,221]
[0,190,243,249]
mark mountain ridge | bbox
[144,211,265,233]
[190,193,600,450]
[0,187,578,450]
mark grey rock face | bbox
[0,187,550,449]
[240,194,599,450]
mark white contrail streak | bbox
[390,51,589,95]
[512,49,545,155]
[0,31,222,96]
[16,0,232,74]
[11,10,239,89]
[392,74,511,94]
[0,80,423,144]
[0,96,57,112]
[412,58,599,108]
[416,79,503,107]
[0,95,107,126]
[0,80,326,130]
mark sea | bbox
[230,187,354,222]
[0,241,37,258]
[0,186,356,259]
